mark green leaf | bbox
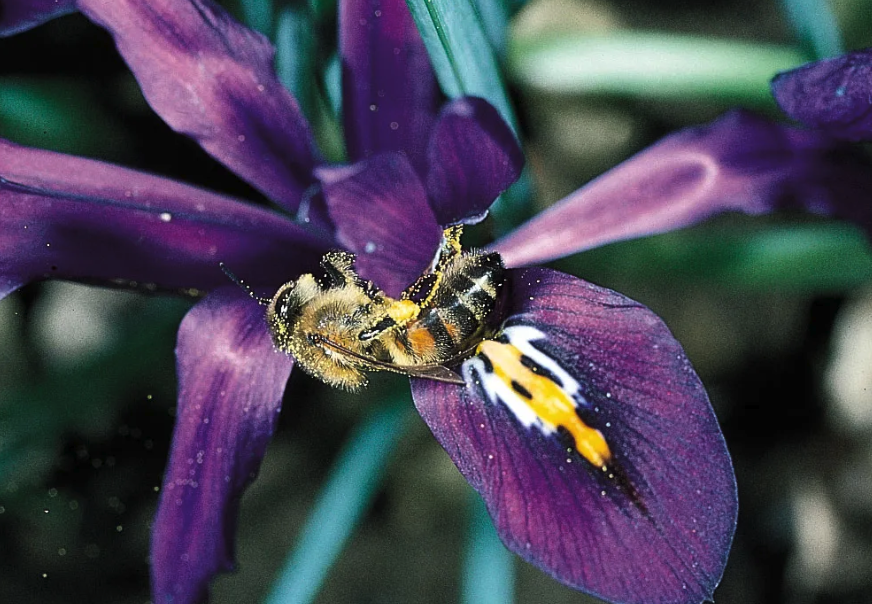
[405,0,516,129]
[779,0,844,59]
[237,0,274,36]
[561,220,872,293]
[264,402,412,604]
[0,78,127,156]
[472,0,512,57]
[462,493,515,604]
[508,32,808,106]
[276,5,317,121]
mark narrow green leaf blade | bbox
[564,221,872,293]
[509,33,808,106]
[779,0,844,59]
[462,493,515,604]
[263,402,411,604]
[405,0,517,132]
[276,5,317,121]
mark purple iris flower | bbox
[772,47,872,142]
[3,2,872,604]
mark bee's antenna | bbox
[219,262,271,306]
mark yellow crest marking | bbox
[476,339,612,468]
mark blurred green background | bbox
[2,0,872,603]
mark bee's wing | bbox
[315,337,468,385]
[393,364,466,385]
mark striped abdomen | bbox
[401,251,505,364]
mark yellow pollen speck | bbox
[387,299,420,325]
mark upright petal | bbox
[0,0,76,36]
[152,288,293,604]
[493,110,872,268]
[772,48,872,141]
[425,97,524,225]
[318,154,442,296]
[0,139,329,296]
[339,0,439,172]
[77,0,320,212]
[412,268,737,604]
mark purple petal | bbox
[412,268,736,604]
[77,0,320,212]
[772,48,872,141]
[493,110,872,268]
[0,139,330,295]
[339,0,439,172]
[318,154,442,297]
[0,0,76,35]
[152,287,293,604]
[425,97,524,225]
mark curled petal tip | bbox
[772,48,872,141]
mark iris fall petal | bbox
[0,0,76,36]
[340,0,439,172]
[772,48,872,141]
[318,153,442,296]
[0,139,329,296]
[77,0,320,211]
[152,288,294,604]
[425,97,524,226]
[411,268,736,604]
[493,110,872,267]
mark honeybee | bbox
[226,225,506,390]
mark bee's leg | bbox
[401,225,464,306]
[321,251,357,287]
[321,251,382,300]
[433,224,464,273]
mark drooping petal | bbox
[412,268,737,604]
[76,0,320,212]
[152,287,293,604]
[772,48,872,141]
[0,0,76,36]
[0,139,329,296]
[425,97,524,226]
[318,154,442,297]
[492,110,872,268]
[339,0,439,172]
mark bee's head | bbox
[266,274,321,348]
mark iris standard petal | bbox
[0,0,76,36]
[339,0,439,172]
[411,268,736,604]
[492,110,872,268]
[425,97,524,226]
[76,0,320,212]
[152,288,293,604]
[772,48,872,141]
[318,154,442,297]
[0,139,329,296]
